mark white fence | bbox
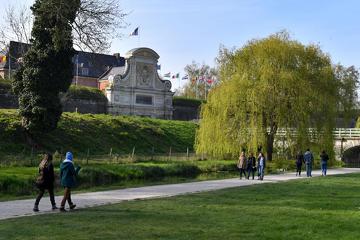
[274,128,360,139]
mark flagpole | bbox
[138,26,140,47]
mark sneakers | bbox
[52,205,58,210]
[33,205,39,212]
[69,204,76,210]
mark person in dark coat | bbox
[33,153,57,212]
[320,150,329,176]
[295,151,304,176]
[59,152,81,212]
[246,152,256,180]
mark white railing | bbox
[333,128,360,139]
[274,128,360,139]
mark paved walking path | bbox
[1,168,360,220]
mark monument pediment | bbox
[125,48,160,60]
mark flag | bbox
[130,27,139,36]
[163,72,171,78]
[172,73,180,79]
[0,55,6,63]
[182,74,189,80]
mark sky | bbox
[1,0,360,91]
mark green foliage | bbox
[335,65,359,122]
[173,97,205,108]
[196,31,338,160]
[12,0,80,134]
[2,174,360,239]
[62,85,107,102]
[0,78,12,94]
[0,109,197,157]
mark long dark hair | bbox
[39,153,53,169]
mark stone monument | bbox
[103,48,174,119]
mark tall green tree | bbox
[196,32,339,161]
[334,64,359,122]
[13,0,80,138]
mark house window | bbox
[81,67,89,76]
[136,95,153,105]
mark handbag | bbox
[35,173,44,187]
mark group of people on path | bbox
[237,151,266,180]
[295,148,329,177]
[33,152,81,212]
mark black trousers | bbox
[247,167,256,179]
[239,168,246,179]
[35,187,56,206]
[296,164,302,175]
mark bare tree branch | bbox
[0,1,128,54]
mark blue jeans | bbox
[258,165,264,180]
[321,161,327,176]
[306,163,312,177]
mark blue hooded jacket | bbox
[60,152,81,188]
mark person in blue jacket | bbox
[59,152,81,212]
[304,148,314,177]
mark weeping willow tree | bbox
[196,32,339,161]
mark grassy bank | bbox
[0,159,238,201]
[0,109,197,158]
[1,173,359,239]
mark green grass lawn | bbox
[1,173,360,239]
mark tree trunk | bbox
[266,121,278,162]
[266,133,274,161]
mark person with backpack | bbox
[304,148,314,177]
[33,153,57,212]
[320,150,329,176]
[237,151,247,179]
[59,152,81,212]
[246,152,256,180]
[295,151,304,176]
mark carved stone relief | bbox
[136,63,154,87]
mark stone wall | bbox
[172,104,200,121]
[0,93,107,114]
[62,98,107,114]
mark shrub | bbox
[173,97,205,108]
[62,85,107,102]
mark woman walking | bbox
[320,150,329,176]
[295,151,304,176]
[257,152,266,181]
[33,153,57,212]
[237,151,247,179]
[60,152,81,212]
